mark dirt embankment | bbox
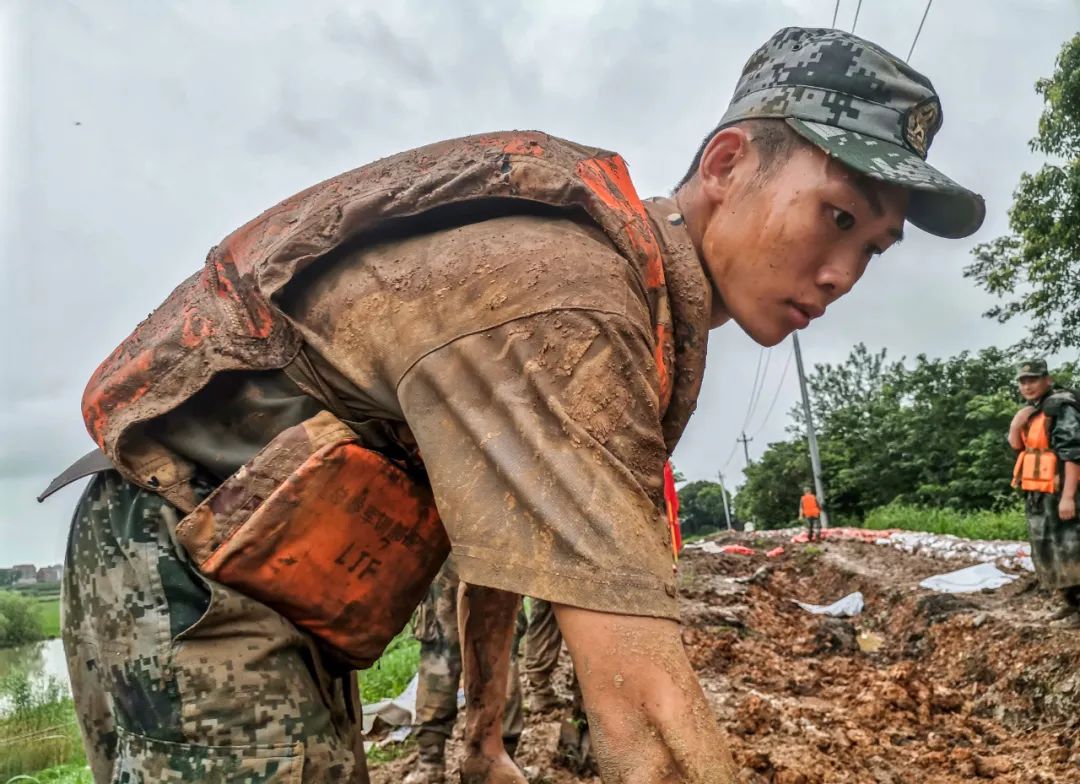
[372,536,1080,783]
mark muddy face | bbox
[697,141,907,346]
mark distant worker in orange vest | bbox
[799,487,822,542]
[1009,359,1080,628]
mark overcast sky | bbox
[1,0,1076,565]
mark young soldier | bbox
[46,27,984,783]
[1009,360,1080,628]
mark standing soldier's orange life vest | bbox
[1013,412,1058,494]
[801,493,820,518]
[81,132,704,667]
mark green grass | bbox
[0,672,84,780]
[11,585,61,601]
[365,738,415,767]
[34,603,60,641]
[357,625,421,704]
[863,503,1027,541]
[3,762,92,784]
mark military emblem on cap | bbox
[903,98,942,158]
[716,27,986,240]
[1016,359,1049,379]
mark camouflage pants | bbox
[62,472,367,783]
[1026,491,1080,591]
[412,559,523,749]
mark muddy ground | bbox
[371,534,1080,783]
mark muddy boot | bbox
[555,716,598,776]
[1050,610,1080,629]
[526,683,561,713]
[1047,604,1077,622]
[404,732,447,784]
[503,733,520,761]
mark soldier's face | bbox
[702,144,908,346]
[1019,375,1052,401]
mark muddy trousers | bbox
[62,472,368,784]
[806,517,821,541]
[522,599,561,691]
[1025,491,1080,592]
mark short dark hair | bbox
[675,118,809,190]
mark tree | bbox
[0,591,46,648]
[965,33,1080,353]
[735,345,1077,525]
[677,480,730,536]
[735,440,810,529]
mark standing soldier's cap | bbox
[1016,359,1050,380]
[718,27,985,239]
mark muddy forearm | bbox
[554,604,737,784]
[457,583,520,757]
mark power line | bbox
[751,348,795,438]
[744,349,773,428]
[851,0,863,32]
[831,0,841,27]
[739,348,766,433]
[720,437,741,471]
[906,0,933,61]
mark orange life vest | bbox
[801,493,821,518]
[1013,411,1058,494]
[82,132,700,667]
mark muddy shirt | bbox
[271,198,709,620]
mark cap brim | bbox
[786,118,986,239]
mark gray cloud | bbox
[2,0,1077,564]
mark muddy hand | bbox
[459,751,528,784]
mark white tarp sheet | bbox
[918,562,1020,594]
[795,591,865,617]
[361,674,466,735]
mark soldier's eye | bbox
[831,208,855,230]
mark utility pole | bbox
[792,332,829,528]
[716,471,734,530]
[737,431,753,465]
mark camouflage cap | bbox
[1016,358,1049,380]
[719,27,985,239]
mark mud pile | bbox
[372,536,1080,783]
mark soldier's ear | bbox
[698,127,756,203]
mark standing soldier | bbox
[42,27,985,783]
[1009,360,1080,628]
[800,487,822,542]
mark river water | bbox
[0,638,70,715]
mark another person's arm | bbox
[1008,406,1036,450]
[1050,400,1080,521]
[457,584,524,783]
[1061,462,1078,521]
